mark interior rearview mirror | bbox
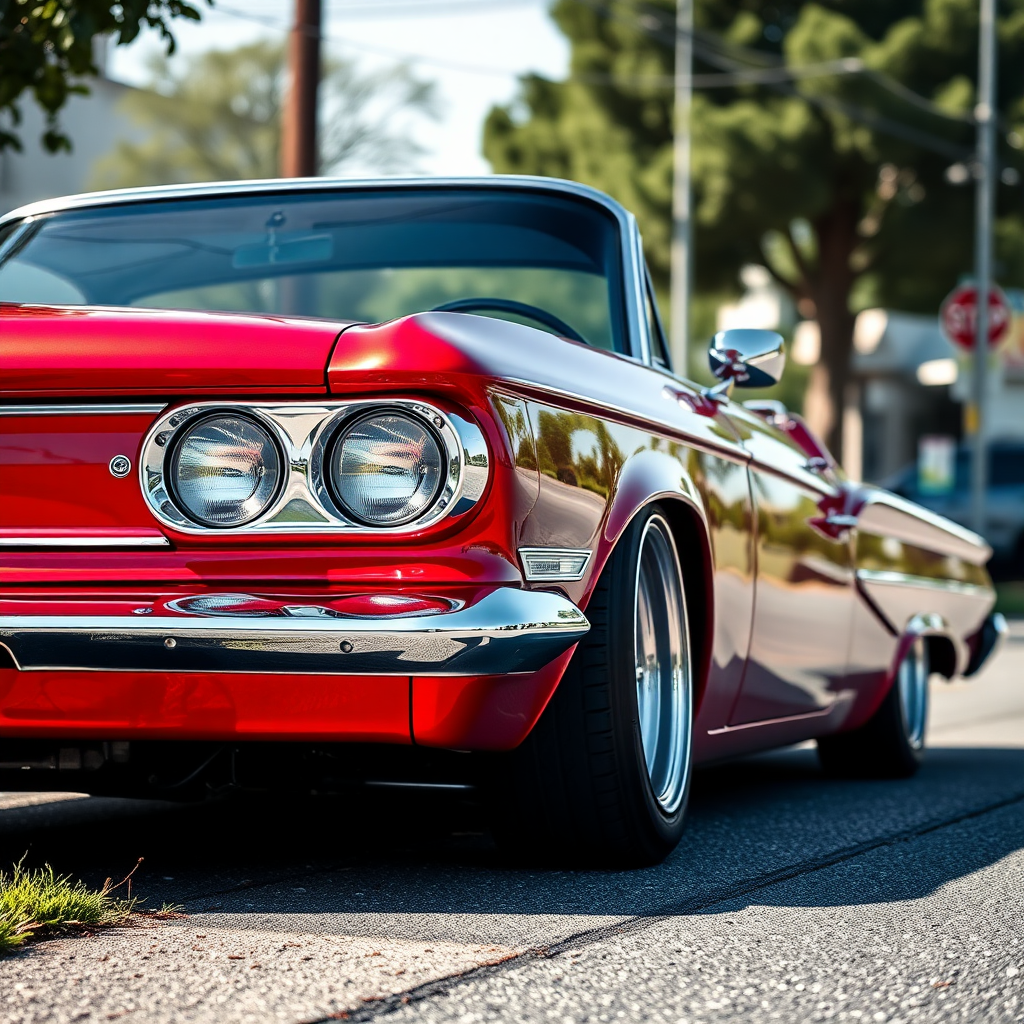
[707,329,786,394]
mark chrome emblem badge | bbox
[109,455,132,478]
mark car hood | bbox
[0,304,349,397]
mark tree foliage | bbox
[0,0,208,153]
[485,0,1024,460]
[90,40,439,187]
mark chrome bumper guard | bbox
[0,588,589,676]
[964,611,1008,678]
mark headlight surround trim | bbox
[166,410,286,528]
[139,399,488,535]
[323,409,448,528]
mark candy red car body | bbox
[0,178,1003,863]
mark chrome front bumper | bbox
[0,588,589,676]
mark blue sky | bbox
[108,0,570,175]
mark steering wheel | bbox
[430,296,588,344]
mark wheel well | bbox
[925,634,958,680]
[658,499,714,712]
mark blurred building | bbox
[716,264,797,334]
[850,306,1024,482]
[848,311,963,482]
[792,306,1024,483]
[0,41,141,218]
[717,268,1024,484]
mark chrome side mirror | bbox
[706,329,785,396]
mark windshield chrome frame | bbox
[0,175,653,366]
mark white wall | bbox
[0,77,141,218]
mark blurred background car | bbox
[884,439,1024,577]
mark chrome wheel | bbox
[634,515,691,815]
[897,638,929,751]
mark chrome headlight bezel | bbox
[322,409,448,528]
[166,410,286,528]
[140,399,488,535]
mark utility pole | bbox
[971,0,997,537]
[281,0,322,177]
[669,0,693,375]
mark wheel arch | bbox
[659,498,715,715]
[600,448,715,715]
[924,633,958,681]
[886,614,961,692]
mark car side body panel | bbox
[718,407,857,728]
[0,176,999,777]
[0,305,997,760]
[836,487,995,730]
[328,313,764,756]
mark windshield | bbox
[0,188,627,352]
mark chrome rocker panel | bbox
[0,588,589,677]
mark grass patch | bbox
[995,581,1024,619]
[0,859,139,956]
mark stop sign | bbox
[940,283,1011,349]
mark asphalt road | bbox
[1,627,1022,1024]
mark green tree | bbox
[0,0,208,153]
[91,40,438,187]
[485,0,1024,461]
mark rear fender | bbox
[855,613,963,727]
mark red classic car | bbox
[0,177,1005,865]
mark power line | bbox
[567,0,974,161]
[217,0,540,24]
[625,0,976,126]
[329,0,541,14]
[206,0,994,162]
[214,2,545,77]
[573,58,865,90]
[211,3,908,93]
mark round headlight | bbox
[329,411,445,527]
[169,413,282,527]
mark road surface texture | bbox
[1,626,1022,1024]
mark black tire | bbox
[489,504,694,867]
[817,636,930,778]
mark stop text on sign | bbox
[940,283,1011,350]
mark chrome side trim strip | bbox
[364,781,475,791]
[706,706,833,735]
[855,569,991,598]
[706,691,857,735]
[0,587,589,676]
[0,535,169,548]
[0,404,166,416]
[855,486,991,564]
[502,377,750,464]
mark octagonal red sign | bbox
[940,283,1011,350]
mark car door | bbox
[720,404,857,725]
[640,271,758,739]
